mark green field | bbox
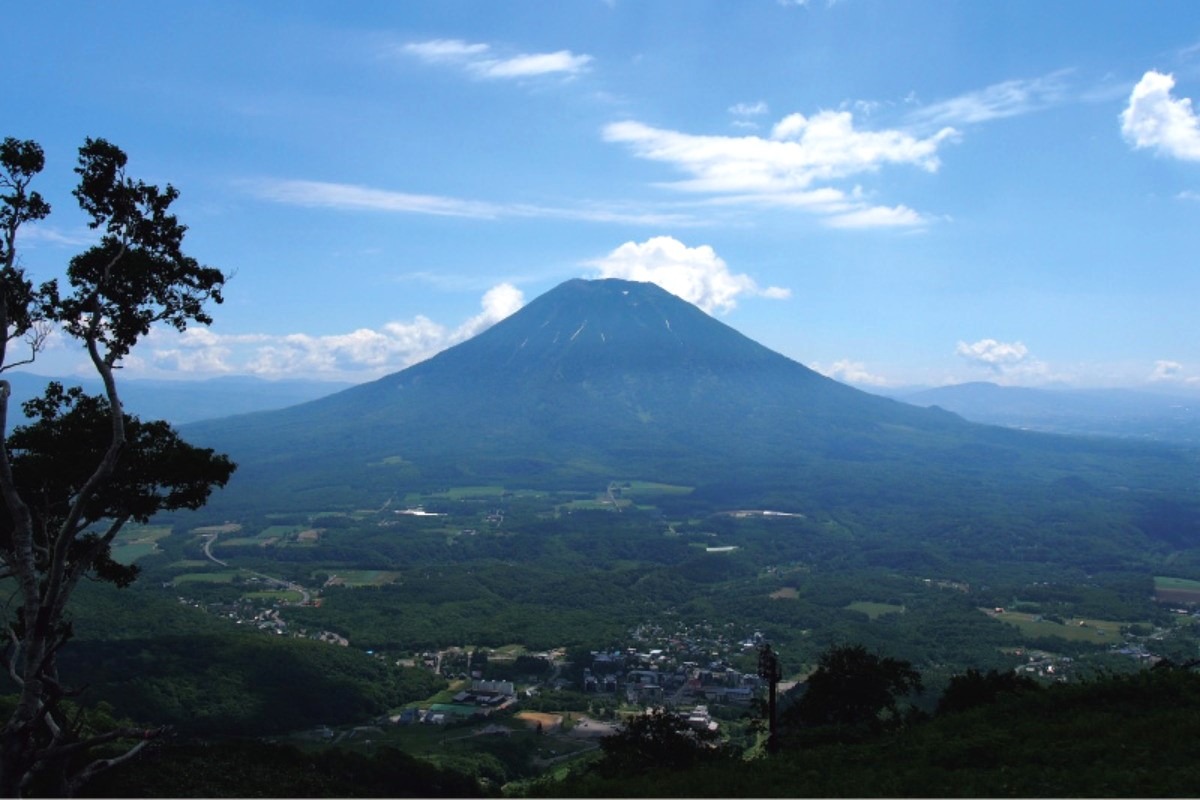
[192,523,242,535]
[985,609,1129,643]
[846,601,905,620]
[173,571,239,585]
[111,524,174,564]
[111,542,159,564]
[324,570,401,587]
[1155,576,1200,591]
[243,589,304,603]
[433,486,508,499]
[117,524,172,542]
[620,481,694,496]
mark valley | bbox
[68,471,1200,791]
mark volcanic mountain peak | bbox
[396,278,795,386]
[183,277,1053,506]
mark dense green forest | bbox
[4,474,1196,797]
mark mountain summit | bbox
[187,279,1192,518]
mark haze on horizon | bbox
[7,1,1199,392]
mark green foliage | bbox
[782,645,922,738]
[935,668,1040,716]
[594,708,734,779]
[56,634,442,737]
[3,384,234,586]
[80,740,482,798]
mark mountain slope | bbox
[185,280,1199,544]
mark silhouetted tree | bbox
[595,707,733,778]
[936,668,1040,716]
[784,644,922,736]
[0,137,233,796]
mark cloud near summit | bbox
[148,284,526,381]
[588,236,790,314]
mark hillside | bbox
[185,280,1199,548]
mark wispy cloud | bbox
[147,284,526,380]
[906,71,1072,129]
[17,224,98,249]
[1121,70,1200,161]
[729,101,769,117]
[587,235,790,314]
[246,179,694,226]
[252,179,503,218]
[603,110,956,228]
[400,38,592,80]
[728,101,769,130]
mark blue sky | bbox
[7,0,1200,390]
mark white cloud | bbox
[825,204,924,229]
[402,39,489,60]
[956,338,1030,369]
[955,338,1056,384]
[1149,359,1199,384]
[1151,359,1184,381]
[603,111,956,228]
[907,71,1071,128]
[605,114,953,194]
[815,359,891,387]
[401,38,592,80]
[452,283,525,340]
[588,235,789,314]
[478,50,592,79]
[143,284,526,381]
[247,179,693,226]
[1121,70,1200,160]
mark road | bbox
[200,532,228,567]
[199,531,312,603]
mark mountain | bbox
[185,279,1199,551]
[897,382,1200,444]
[0,372,353,425]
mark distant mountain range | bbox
[890,382,1200,444]
[181,279,1200,564]
[0,372,352,425]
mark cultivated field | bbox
[983,609,1130,643]
[1155,576,1200,605]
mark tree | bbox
[936,667,1039,716]
[595,707,733,778]
[0,137,234,796]
[783,644,922,735]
